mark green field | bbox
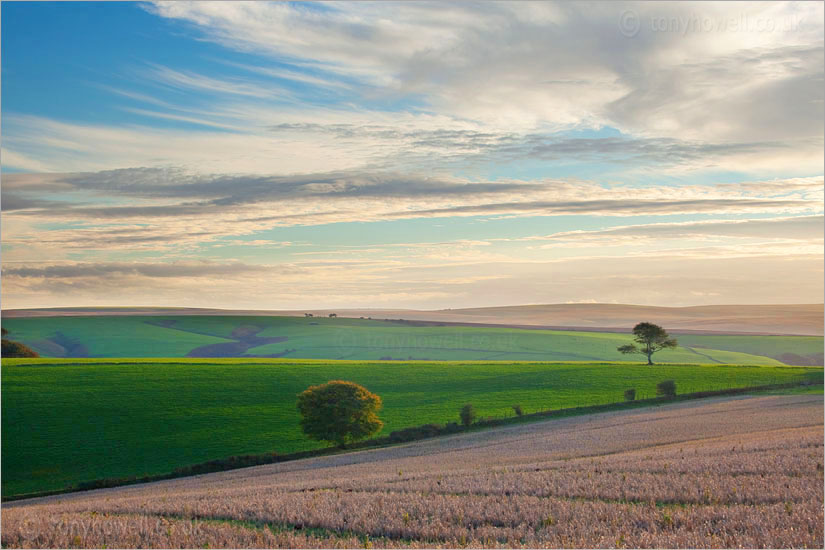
[2,358,821,498]
[676,334,823,365]
[3,315,820,364]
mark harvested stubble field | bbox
[3,394,822,548]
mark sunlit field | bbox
[2,358,821,497]
[4,315,821,364]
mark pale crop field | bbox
[3,394,822,548]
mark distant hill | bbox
[1,314,822,364]
[4,303,823,336]
[423,303,825,336]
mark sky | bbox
[1,1,823,310]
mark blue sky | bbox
[2,1,823,309]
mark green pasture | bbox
[1,316,233,357]
[3,315,818,364]
[676,334,823,365]
[2,358,821,497]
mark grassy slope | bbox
[1,315,806,364]
[1,316,233,357]
[677,334,823,360]
[2,358,821,497]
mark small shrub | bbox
[444,421,461,433]
[172,452,280,476]
[656,379,677,397]
[460,404,476,427]
[624,388,636,401]
[388,423,442,443]
[512,404,523,416]
[1,338,39,358]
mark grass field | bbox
[3,315,821,364]
[2,358,821,498]
[676,333,823,365]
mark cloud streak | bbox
[148,1,823,144]
[4,2,822,176]
[1,1,822,309]
[532,216,824,244]
[1,261,274,279]
[3,170,820,247]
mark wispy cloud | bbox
[5,2,821,176]
[144,63,291,99]
[2,1,822,309]
[148,1,824,143]
[1,261,274,279]
[3,169,820,230]
[531,216,824,245]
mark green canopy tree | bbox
[297,380,383,448]
[618,322,677,365]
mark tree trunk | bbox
[647,352,653,365]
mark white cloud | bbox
[148,1,824,144]
[530,215,824,246]
[144,63,292,99]
[3,2,821,177]
[2,1,822,309]
[2,170,821,263]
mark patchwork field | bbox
[2,358,821,498]
[3,315,822,364]
[3,394,822,548]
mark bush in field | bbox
[444,421,462,433]
[624,388,636,401]
[297,380,383,448]
[513,404,524,416]
[460,404,476,427]
[389,423,442,443]
[656,380,677,397]
[1,327,39,358]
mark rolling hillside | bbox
[2,314,820,364]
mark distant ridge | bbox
[3,303,822,336]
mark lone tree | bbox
[297,380,383,448]
[618,322,677,365]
